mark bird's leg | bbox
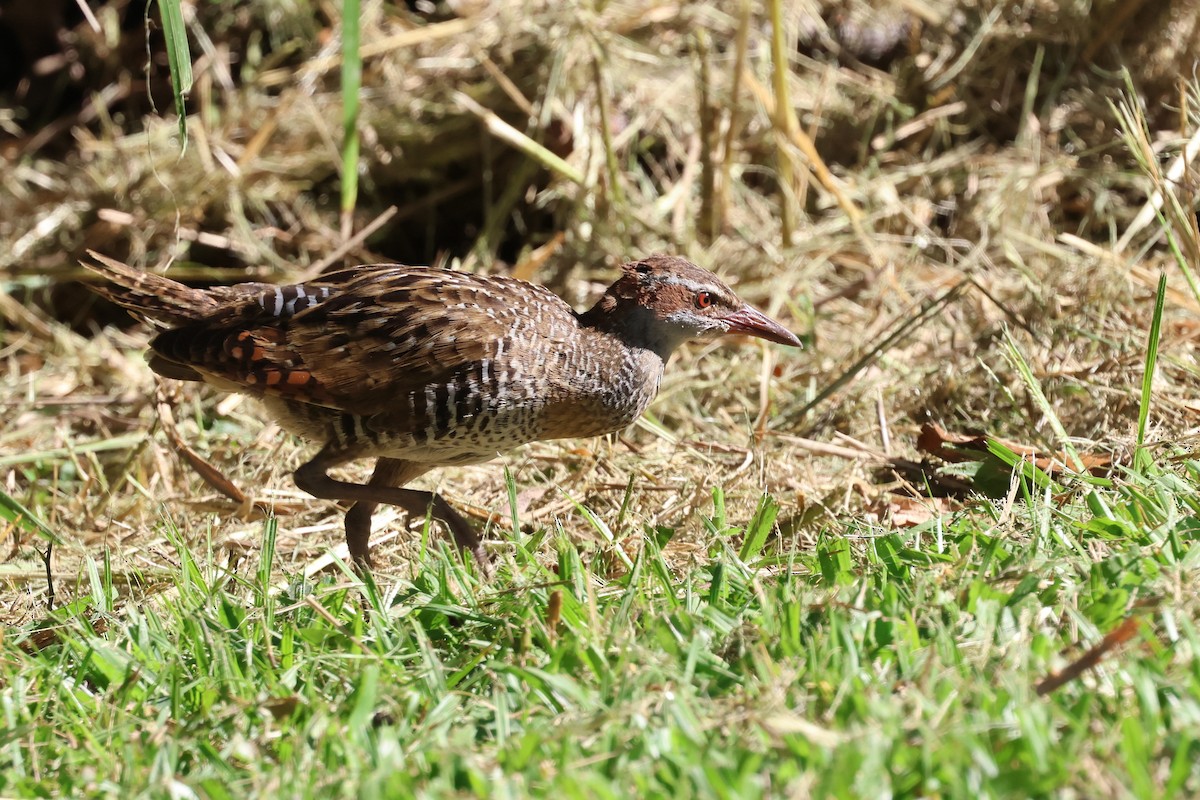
[294,448,487,569]
[343,457,419,567]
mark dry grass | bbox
[3,0,1200,620]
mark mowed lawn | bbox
[5,450,1198,796]
[4,0,1200,797]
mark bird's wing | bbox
[148,265,577,417]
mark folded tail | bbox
[81,251,219,327]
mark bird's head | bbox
[583,255,801,357]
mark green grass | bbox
[6,6,1200,798]
[6,462,1199,798]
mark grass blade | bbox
[1002,329,1084,474]
[1135,271,1167,470]
[340,0,362,238]
[738,494,779,563]
[790,280,969,422]
[157,0,193,148]
[504,465,520,537]
[455,92,585,185]
[985,438,1061,495]
[0,486,62,545]
[767,0,796,246]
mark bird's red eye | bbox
[695,291,713,309]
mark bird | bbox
[83,251,801,570]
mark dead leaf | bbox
[881,495,959,528]
[917,423,1112,477]
[1035,614,1144,695]
[545,590,562,638]
[511,232,565,282]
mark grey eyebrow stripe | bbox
[652,275,718,293]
